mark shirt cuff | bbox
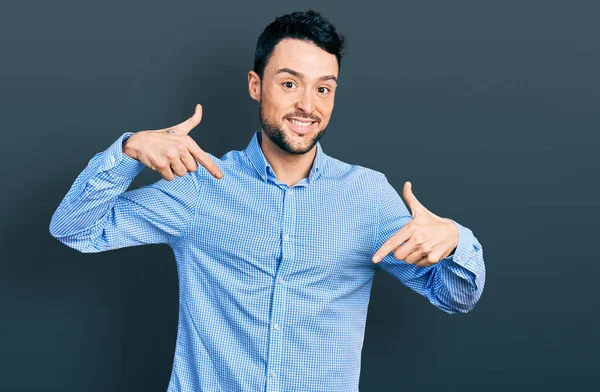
[98,132,146,178]
[441,218,480,276]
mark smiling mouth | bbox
[286,118,316,128]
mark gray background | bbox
[1,0,598,391]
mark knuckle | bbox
[155,159,167,169]
[166,148,182,159]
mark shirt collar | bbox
[244,130,325,184]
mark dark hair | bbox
[253,10,347,80]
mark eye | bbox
[318,86,331,94]
[283,81,296,89]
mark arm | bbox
[373,175,486,314]
[49,132,200,253]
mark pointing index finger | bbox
[186,138,224,180]
[372,225,411,263]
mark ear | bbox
[248,70,261,102]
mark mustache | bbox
[284,113,320,123]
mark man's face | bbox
[248,38,339,155]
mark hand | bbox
[372,181,458,267]
[123,104,223,181]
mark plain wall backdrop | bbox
[1,0,598,391]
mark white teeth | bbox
[289,119,312,127]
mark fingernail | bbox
[372,255,380,263]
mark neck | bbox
[259,131,317,187]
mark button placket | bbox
[265,187,295,391]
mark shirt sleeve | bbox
[373,174,486,314]
[49,132,201,252]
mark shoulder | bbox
[192,148,247,181]
[323,155,387,187]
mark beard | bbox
[258,99,328,155]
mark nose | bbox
[295,88,315,115]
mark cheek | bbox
[319,106,334,126]
[263,93,292,119]
[318,119,330,130]
[261,103,282,121]
[319,98,334,116]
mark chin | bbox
[284,124,327,155]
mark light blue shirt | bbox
[50,130,485,392]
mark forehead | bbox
[266,38,338,80]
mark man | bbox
[50,9,485,392]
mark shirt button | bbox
[274,324,280,330]
[110,156,116,164]
[277,278,284,284]
[269,371,275,377]
[283,234,289,241]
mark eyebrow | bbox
[275,67,338,84]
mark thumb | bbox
[179,104,203,135]
[403,181,426,216]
